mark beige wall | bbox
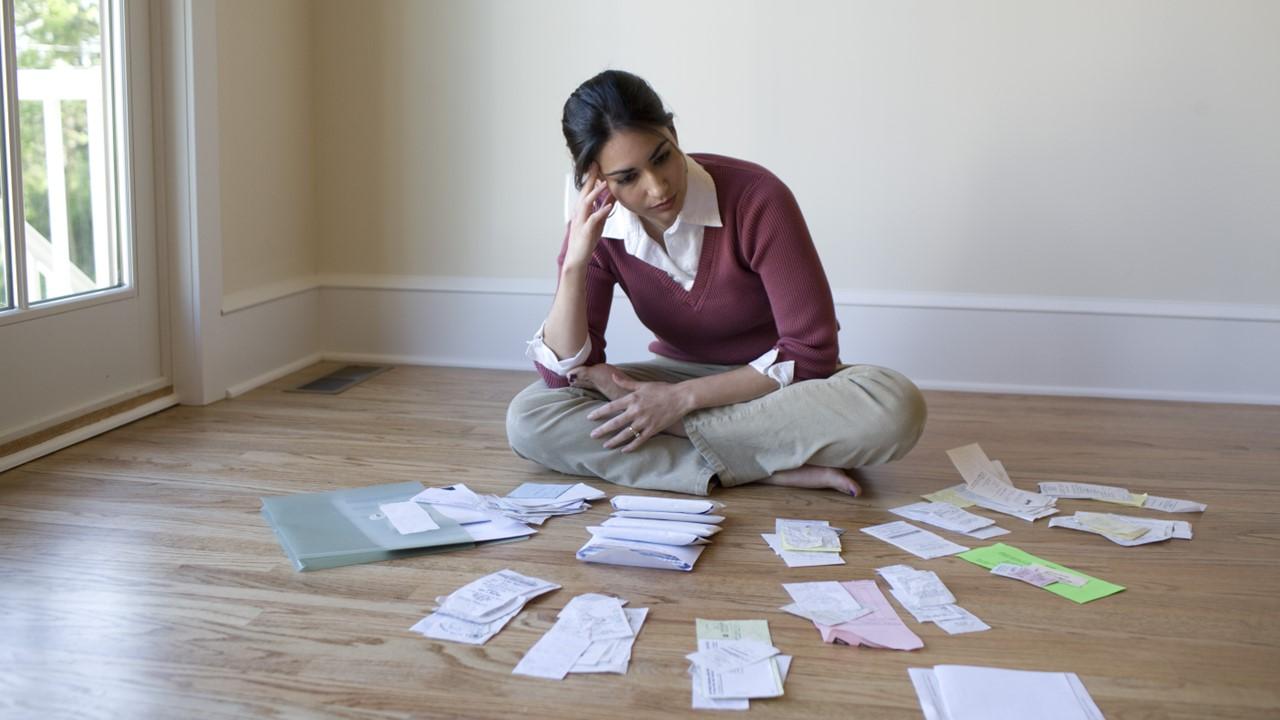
[217,0,317,299]
[283,1,1279,304]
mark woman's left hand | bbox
[587,374,692,452]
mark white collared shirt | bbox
[526,155,795,387]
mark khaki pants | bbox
[505,357,927,496]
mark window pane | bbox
[16,0,117,305]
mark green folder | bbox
[958,542,1125,604]
[261,481,476,571]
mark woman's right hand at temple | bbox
[564,166,614,269]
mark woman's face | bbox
[594,127,687,234]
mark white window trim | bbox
[0,0,136,326]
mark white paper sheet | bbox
[1037,481,1134,502]
[921,665,1106,720]
[890,502,995,533]
[1143,495,1207,513]
[571,608,649,674]
[934,607,991,635]
[435,569,559,623]
[861,521,969,559]
[378,501,441,534]
[511,623,593,680]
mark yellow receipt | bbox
[923,485,976,508]
[1077,512,1149,540]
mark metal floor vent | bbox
[287,365,392,395]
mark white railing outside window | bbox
[19,65,113,300]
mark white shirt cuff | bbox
[747,348,795,388]
[525,321,591,376]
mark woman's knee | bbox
[505,382,554,460]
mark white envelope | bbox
[576,535,706,572]
[612,509,725,524]
[603,517,722,537]
[586,526,709,546]
[611,495,717,514]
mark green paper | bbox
[958,543,1125,604]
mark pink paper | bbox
[815,580,923,651]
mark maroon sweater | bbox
[535,153,840,389]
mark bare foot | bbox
[757,466,863,496]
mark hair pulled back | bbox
[562,70,675,189]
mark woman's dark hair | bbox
[562,70,676,189]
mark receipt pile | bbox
[762,518,846,567]
[512,593,648,679]
[878,565,990,635]
[411,569,559,645]
[1039,481,1207,513]
[925,444,1058,522]
[688,619,791,710]
[1048,511,1192,546]
[577,495,724,572]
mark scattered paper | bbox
[379,501,441,534]
[929,483,1059,522]
[909,665,1106,720]
[507,482,574,499]
[959,543,1123,603]
[1076,511,1149,540]
[1037,481,1146,506]
[923,486,976,508]
[762,534,846,568]
[861,521,969,559]
[947,443,1010,487]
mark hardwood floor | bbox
[2,363,1278,719]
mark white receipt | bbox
[512,623,593,680]
[861,521,969,559]
[691,639,783,700]
[378,501,440,534]
[571,607,648,674]
[1037,481,1134,502]
[934,607,991,635]
[776,519,842,552]
[1144,495,1207,513]
[557,594,633,641]
[762,534,845,568]
[782,582,870,626]
[685,639,780,673]
[436,569,559,623]
[890,502,995,534]
[968,475,1055,510]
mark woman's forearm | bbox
[677,365,779,414]
[542,263,590,360]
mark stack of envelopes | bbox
[577,495,724,572]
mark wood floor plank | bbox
[1,363,1278,718]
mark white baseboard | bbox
[0,377,172,447]
[1,394,180,474]
[218,277,1280,405]
[219,287,323,399]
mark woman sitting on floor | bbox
[506,70,926,497]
